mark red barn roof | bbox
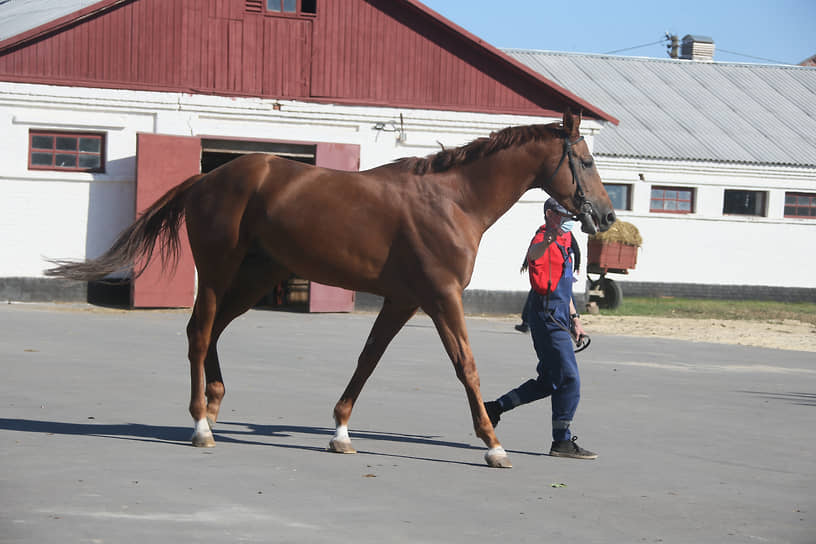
[0,0,617,123]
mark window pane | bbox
[785,194,796,205]
[79,155,101,169]
[31,152,53,165]
[603,184,629,210]
[282,0,296,11]
[665,190,677,200]
[724,189,765,216]
[651,189,664,199]
[798,195,811,206]
[678,200,691,211]
[56,136,77,151]
[666,200,677,210]
[266,0,280,10]
[31,135,54,149]
[55,154,77,168]
[79,137,101,153]
[302,0,316,13]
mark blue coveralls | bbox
[498,239,580,442]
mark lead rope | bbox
[544,243,591,353]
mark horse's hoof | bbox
[485,447,512,468]
[191,431,216,448]
[328,438,357,454]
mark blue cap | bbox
[543,197,569,215]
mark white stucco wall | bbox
[596,157,816,289]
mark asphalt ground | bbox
[1,303,814,544]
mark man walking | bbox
[485,198,596,459]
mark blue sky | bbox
[420,0,815,65]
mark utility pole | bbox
[666,33,679,59]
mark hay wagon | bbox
[586,221,641,309]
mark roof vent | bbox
[680,35,715,61]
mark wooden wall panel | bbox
[0,0,572,116]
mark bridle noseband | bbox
[542,134,594,219]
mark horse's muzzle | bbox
[578,206,616,235]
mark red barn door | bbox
[308,142,360,313]
[132,134,201,308]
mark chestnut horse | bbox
[46,109,615,468]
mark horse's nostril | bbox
[606,211,617,225]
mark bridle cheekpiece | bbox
[542,134,594,221]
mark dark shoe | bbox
[549,436,597,459]
[514,323,529,333]
[484,401,502,427]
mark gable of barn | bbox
[0,0,616,121]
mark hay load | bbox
[588,220,642,247]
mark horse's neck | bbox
[455,142,550,231]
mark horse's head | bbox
[538,110,616,234]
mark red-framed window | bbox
[650,186,694,213]
[247,0,316,15]
[784,192,816,218]
[29,131,105,172]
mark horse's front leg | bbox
[329,299,417,454]
[427,293,512,468]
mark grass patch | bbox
[601,297,816,326]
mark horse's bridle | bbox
[543,134,594,221]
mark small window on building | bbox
[29,131,104,172]
[603,183,632,211]
[264,0,315,14]
[723,189,766,216]
[784,192,816,218]
[650,186,694,213]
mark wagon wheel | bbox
[588,277,623,310]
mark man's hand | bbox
[572,316,586,340]
[527,227,559,262]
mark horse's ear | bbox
[563,108,582,137]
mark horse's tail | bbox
[45,173,206,282]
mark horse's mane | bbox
[395,122,563,175]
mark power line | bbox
[604,38,666,55]
[716,47,790,65]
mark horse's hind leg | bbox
[329,298,417,454]
[188,278,229,448]
[186,226,249,447]
[202,255,290,429]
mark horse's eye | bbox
[581,158,594,168]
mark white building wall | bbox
[597,157,816,289]
[3,81,812,301]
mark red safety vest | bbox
[528,227,573,296]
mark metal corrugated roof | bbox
[0,0,100,42]
[506,49,816,167]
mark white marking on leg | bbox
[333,424,349,441]
[194,418,214,442]
[195,418,211,435]
[191,417,215,447]
[486,446,507,458]
[484,445,512,468]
